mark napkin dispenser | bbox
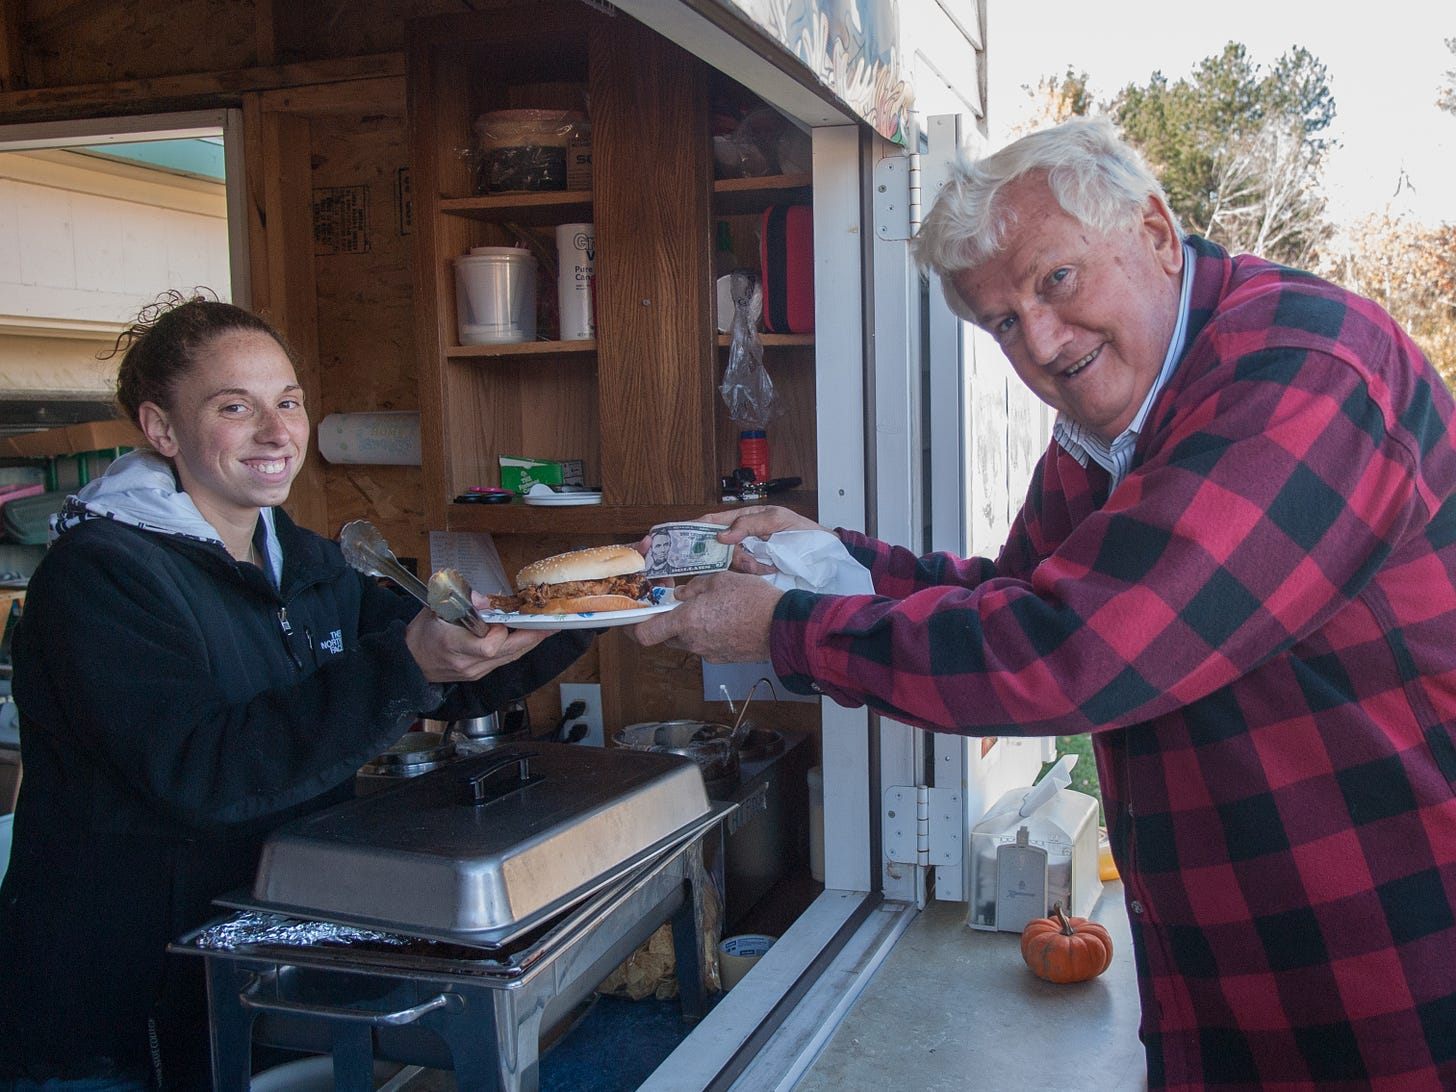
[968,756,1102,931]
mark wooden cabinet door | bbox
[590,19,717,508]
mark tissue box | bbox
[498,455,584,493]
[968,785,1101,931]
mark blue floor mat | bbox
[540,995,697,1091]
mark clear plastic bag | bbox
[712,107,803,180]
[719,271,782,428]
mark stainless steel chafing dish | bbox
[173,742,731,1092]
[250,742,712,946]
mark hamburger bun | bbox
[518,593,647,616]
[515,545,645,588]
[507,545,652,615]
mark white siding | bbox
[0,150,228,394]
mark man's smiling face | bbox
[951,173,1184,441]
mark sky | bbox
[986,0,1456,227]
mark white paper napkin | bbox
[739,530,875,595]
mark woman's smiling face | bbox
[950,174,1185,442]
[141,329,309,533]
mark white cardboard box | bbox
[968,784,1102,931]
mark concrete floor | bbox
[795,883,1147,1091]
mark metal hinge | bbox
[883,784,962,866]
[873,152,921,241]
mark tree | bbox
[1010,66,1095,134]
[1202,116,1331,268]
[1111,43,1336,267]
[1321,213,1456,389]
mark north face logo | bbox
[319,629,344,655]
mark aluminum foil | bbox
[194,910,411,951]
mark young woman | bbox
[0,292,590,1090]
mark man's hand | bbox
[404,602,549,683]
[698,505,826,574]
[629,570,783,663]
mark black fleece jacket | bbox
[0,479,588,1086]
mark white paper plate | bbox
[479,597,677,630]
[521,491,603,507]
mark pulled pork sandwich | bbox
[490,545,653,614]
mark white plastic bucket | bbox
[454,247,538,345]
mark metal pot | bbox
[615,720,740,795]
[421,699,531,741]
[737,726,784,762]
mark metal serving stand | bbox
[173,807,728,1092]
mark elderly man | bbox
[634,117,1456,1089]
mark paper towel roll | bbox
[317,412,422,465]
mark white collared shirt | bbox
[1052,242,1196,488]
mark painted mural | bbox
[722,0,911,143]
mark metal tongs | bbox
[339,519,492,637]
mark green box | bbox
[498,455,585,494]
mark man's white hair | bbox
[912,116,1182,320]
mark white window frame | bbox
[0,109,250,307]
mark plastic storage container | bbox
[473,109,586,193]
[454,247,538,345]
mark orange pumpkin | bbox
[1020,901,1114,983]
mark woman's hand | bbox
[404,608,549,683]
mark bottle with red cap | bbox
[738,429,769,485]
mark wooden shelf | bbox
[716,333,813,348]
[439,190,593,226]
[445,490,819,536]
[447,339,596,360]
[712,173,811,214]
[405,7,823,744]
[414,15,817,541]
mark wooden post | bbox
[0,0,25,93]
[256,109,330,535]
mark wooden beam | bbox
[258,76,404,117]
[0,52,403,124]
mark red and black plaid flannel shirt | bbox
[772,236,1456,1089]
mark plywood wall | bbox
[16,0,256,85]
[4,0,524,94]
